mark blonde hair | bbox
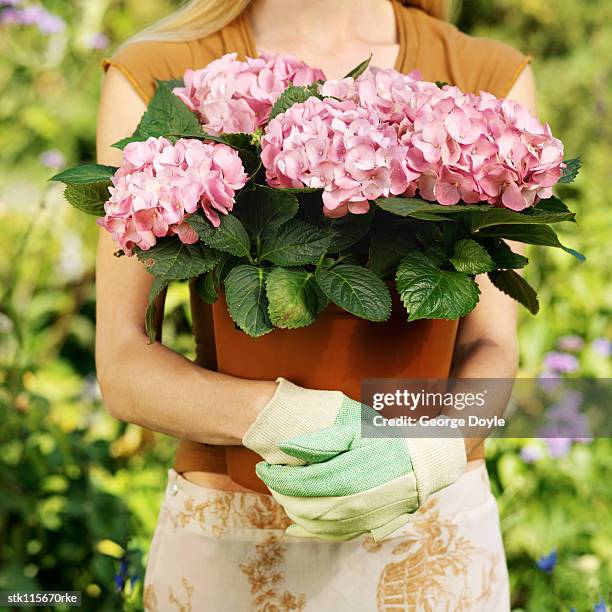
[129,0,453,45]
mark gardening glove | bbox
[255,408,466,541]
[242,377,353,465]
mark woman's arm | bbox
[95,67,276,444]
[449,64,537,452]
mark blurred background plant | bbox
[0,0,610,610]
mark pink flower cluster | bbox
[173,52,326,135]
[318,67,564,210]
[261,97,418,217]
[98,137,247,253]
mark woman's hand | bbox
[243,379,466,540]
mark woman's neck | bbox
[246,0,400,78]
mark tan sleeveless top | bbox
[102,1,531,474]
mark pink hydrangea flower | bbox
[261,96,418,217]
[98,137,248,254]
[173,52,326,135]
[321,67,564,211]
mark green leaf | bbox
[368,227,416,278]
[375,197,491,219]
[50,163,116,185]
[216,133,255,150]
[559,158,581,184]
[163,77,185,90]
[194,271,218,304]
[489,270,539,315]
[266,268,325,329]
[326,207,374,253]
[482,239,529,270]
[475,224,585,261]
[435,80,449,88]
[187,212,251,257]
[145,277,168,343]
[237,185,299,239]
[315,264,391,322]
[135,238,220,280]
[396,252,480,321]
[532,196,573,214]
[64,182,110,216]
[214,253,241,287]
[343,55,372,79]
[224,265,273,337]
[468,207,574,231]
[277,186,322,194]
[450,239,496,274]
[260,220,332,265]
[269,84,321,120]
[111,80,205,148]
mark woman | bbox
[97,0,533,609]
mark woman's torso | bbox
[103,0,531,492]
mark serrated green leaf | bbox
[396,252,480,321]
[450,239,496,274]
[343,55,372,79]
[216,133,255,150]
[261,220,332,265]
[64,182,110,216]
[135,238,220,280]
[195,271,218,304]
[532,196,573,214]
[237,185,299,239]
[224,265,272,337]
[489,270,539,314]
[468,207,574,231]
[145,277,168,343]
[187,212,251,257]
[51,163,116,185]
[475,224,585,261]
[375,197,491,218]
[266,268,324,329]
[111,80,205,149]
[315,264,391,322]
[269,85,321,120]
[482,239,528,269]
[559,158,581,184]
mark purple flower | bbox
[84,31,109,50]
[537,371,562,392]
[592,337,611,358]
[558,335,584,352]
[40,149,65,170]
[520,444,543,463]
[536,549,557,573]
[0,7,20,23]
[544,437,573,458]
[2,5,65,34]
[544,351,579,374]
[593,597,607,612]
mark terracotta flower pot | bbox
[212,287,460,493]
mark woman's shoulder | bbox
[406,8,532,98]
[101,34,226,103]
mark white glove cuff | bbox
[242,378,344,465]
[405,421,467,504]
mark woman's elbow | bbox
[94,335,140,422]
